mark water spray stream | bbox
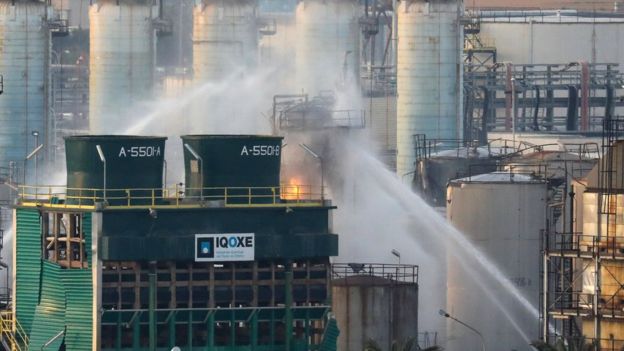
[327,137,544,347]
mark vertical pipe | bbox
[168,314,176,349]
[505,63,513,131]
[511,78,516,146]
[207,312,215,348]
[542,253,549,342]
[148,262,157,351]
[132,315,140,350]
[188,311,193,350]
[580,61,590,131]
[566,86,579,131]
[594,256,601,347]
[251,311,258,350]
[285,261,293,350]
[546,66,554,130]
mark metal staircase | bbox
[0,311,29,351]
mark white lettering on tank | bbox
[118,146,162,158]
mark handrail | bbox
[0,311,29,351]
[17,184,326,209]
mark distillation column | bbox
[89,0,155,133]
[192,0,258,83]
[295,0,360,94]
[0,0,49,179]
[396,0,462,180]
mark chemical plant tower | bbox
[396,0,462,181]
[192,0,258,83]
[89,0,156,134]
[0,0,64,183]
[295,0,360,94]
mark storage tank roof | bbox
[450,171,545,184]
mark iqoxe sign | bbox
[195,233,255,262]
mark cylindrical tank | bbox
[65,135,166,204]
[192,0,258,83]
[89,0,155,134]
[446,173,547,351]
[295,0,360,94]
[181,135,282,202]
[0,1,48,180]
[331,265,419,351]
[396,0,462,180]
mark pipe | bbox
[41,330,64,350]
[285,261,293,350]
[148,261,156,351]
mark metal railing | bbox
[331,263,419,284]
[548,290,624,319]
[546,232,624,258]
[17,184,325,209]
[0,311,29,351]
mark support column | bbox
[505,63,514,131]
[285,261,293,350]
[149,262,157,351]
[580,61,590,131]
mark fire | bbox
[282,177,303,200]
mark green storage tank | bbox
[181,135,283,203]
[65,135,167,205]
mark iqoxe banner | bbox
[195,233,255,262]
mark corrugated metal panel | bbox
[320,317,339,351]
[15,209,42,334]
[28,261,66,350]
[62,269,93,350]
[0,2,48,175]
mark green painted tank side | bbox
[181,135,283,201]
[98,206,337,261]
[65,135,166,204]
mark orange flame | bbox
[281,177,302,200]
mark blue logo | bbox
[201,241,211,254]
[196,237,215,259]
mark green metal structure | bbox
[12,135,338,351]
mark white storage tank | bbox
[446,172,547,351]
[294,0,360,94]
[0,0,49,179]
[396,0,462,180]
[192,0,258,83]
[89,0,155,133]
